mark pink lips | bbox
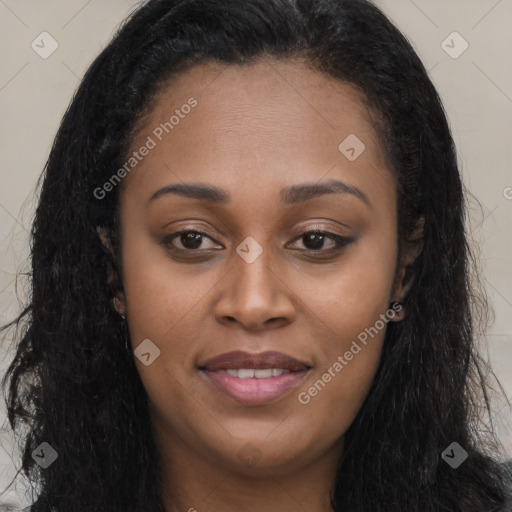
[199,351,311,405]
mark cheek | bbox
[292,222,397,345]
[292,231,396,424]
[120,228,222,346]
[293,314,388,449]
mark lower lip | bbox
[202,370,309,405]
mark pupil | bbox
[304,232,324,250]
[182,232,203,249]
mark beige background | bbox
[0,0,511,507]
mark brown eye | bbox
[163,230,222,252]
[288,230,353,253]
[300,232,334,251]
[162,228,353,259]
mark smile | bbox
[218,368,291,378]
[201,368,310,405]
[198,350,311,405]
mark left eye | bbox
[287,230,351,252]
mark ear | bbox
[112,293,126,317]
[97,226,114,254]
[97,227,126,317]
[389,216,424,322]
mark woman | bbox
[1,0,511,510]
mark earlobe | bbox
[388,300,405,321]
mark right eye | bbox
[162,229,224,253]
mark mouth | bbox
[198,351,311,405]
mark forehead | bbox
[124,57,394,214]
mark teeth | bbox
[224,368,287,378]
[254,369,272,378]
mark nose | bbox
[213,245,296,331]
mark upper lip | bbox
[199,351,311,371]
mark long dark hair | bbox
[1,0,511,510]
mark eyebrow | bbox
[149,179,371,207]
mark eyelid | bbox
[292,221,349,236]
[162,223,353,256]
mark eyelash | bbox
[162,228,353,258]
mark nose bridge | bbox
[213,234,295,329]
[232,236,277,305]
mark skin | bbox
[112,57,421,512]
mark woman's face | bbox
[117,58,408,476]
